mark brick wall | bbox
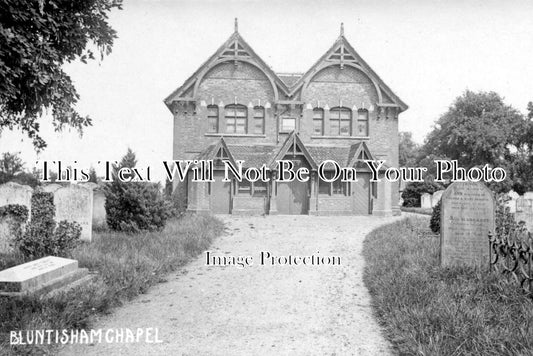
[172,60,401,215]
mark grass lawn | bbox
[363,216,533,356]
[0,213,224,356]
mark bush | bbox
[401,181,445,207]
[429,198,441,233]
[13,192,81,259]
[105,149,172,232]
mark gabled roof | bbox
[164,20,288,109]
[165,21,407,113]
[196,137,237,167]
[289,28,408,112]
[268,131,318,170]
[347,141,375,167]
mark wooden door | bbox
[352,172,371,214]
[276,158,309,215]
[210,171,231,214]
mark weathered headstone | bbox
[0,256,89,296]
[81,183,106,228]
[440,181,495,267]
[506,190,520,214]
[92,189,107,228]
[431,190,444,207]
[41,183,63,193]
[0,182,32,219]
[0,218,14,254]
[421,193,432,209]
[53,185,93,242]
[516,196,533,233]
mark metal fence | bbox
[489,228,533,294]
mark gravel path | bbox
[59,215,402,356]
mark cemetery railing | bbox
[489,229,533,295]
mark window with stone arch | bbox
[207,105,219,133]
[312,108,324,136]
[330,107,352,136]
[356,109,369,137]
[225,104,247,134]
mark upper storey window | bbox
[330,107,351,136]
[225,104,247,134]
[207,105,219,133]
[313,108,324,136]
[253,106,265,134]
[281,117,296,132]
[356,109,369,137]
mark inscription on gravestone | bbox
[54,185,93,242]
[440,182,495,267]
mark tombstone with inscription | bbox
[431,190,444,208]
[440,181,495,267]
[53,185,93,242]
[421,193,432,209]
[0,182,32,219]
[0,256,90,297]
[516,196,533,233]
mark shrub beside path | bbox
[60,215,402,356]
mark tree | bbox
[0,151,39,187]
[105,149,171,232]
[0,0,123,150]
[0,151,24,176]
[88,167,98,183]
[399,131,419,167]
[423,90,526,169]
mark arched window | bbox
[330,107,351,136]
[253,106,264,134]
[356,109,369,136]
[225,104,247,134]
[207,105,219,133]
[313,108,324,136]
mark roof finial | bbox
[234,18,238,33]
[340,22,344,37]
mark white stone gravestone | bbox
[440,182,495,267]
[431,190,444,207]
[92,189,106,228]
[0,182,32,219]
[41,183,63,193]
[421,193,432,209]
[0,256,89,296]
[53,185,93,242]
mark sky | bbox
[1,0,533,182]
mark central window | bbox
[330,107,351,136]
[225,104,247,134]
[281,117,296,132]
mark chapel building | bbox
[164,21,408,216]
